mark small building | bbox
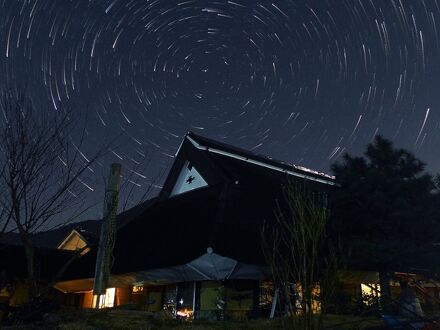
[54,132,335,318]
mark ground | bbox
[3,309,387,329]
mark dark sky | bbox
[2,0,440,217]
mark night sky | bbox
[2,0,440,216]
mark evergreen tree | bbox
[331,136,439,313]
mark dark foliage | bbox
[330,135,440,274]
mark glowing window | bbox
[93,287,116,308]
[361,283,381,306]
[132,285,144,293]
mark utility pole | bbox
[93,163,121,307]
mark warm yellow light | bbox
[361,283,380,296]
[132,285,144,293]
[176,308,193,318]
[93,288,116,308]
[104,287,115,307]
[361,283,380,306]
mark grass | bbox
[57,310,384,330]
[3,309,385,330]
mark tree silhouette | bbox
[331,135,439,313]
[0,90,106,298]
[262,182,331,329]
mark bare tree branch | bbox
[0,89,109,297]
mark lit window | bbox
[361,283,381,306]
[132,285,144,293]
[93,287,116,308]
[176,308,193,318]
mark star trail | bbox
[1,0,440,214]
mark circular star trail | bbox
[2,0,440,210]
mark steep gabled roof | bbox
[159,132,335,200]
[0,197,158,252]
[0,220,101,249]
[185,132,335,183]
[57,134,337,280]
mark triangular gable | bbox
[57,229,90,255]
[160,132,334,201]
[159,136,231,200]
[170,161,208,197]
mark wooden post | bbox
[192,282,197,319]
[93,163,121,306]
[270,288,279,319]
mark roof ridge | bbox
[185,132,335,184]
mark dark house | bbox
[3,133,439,319]
[53,132,335,318]
[51,133,335,317]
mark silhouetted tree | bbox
[331,135,439,313]
[0,90,106,298]
[262,182,332,329]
